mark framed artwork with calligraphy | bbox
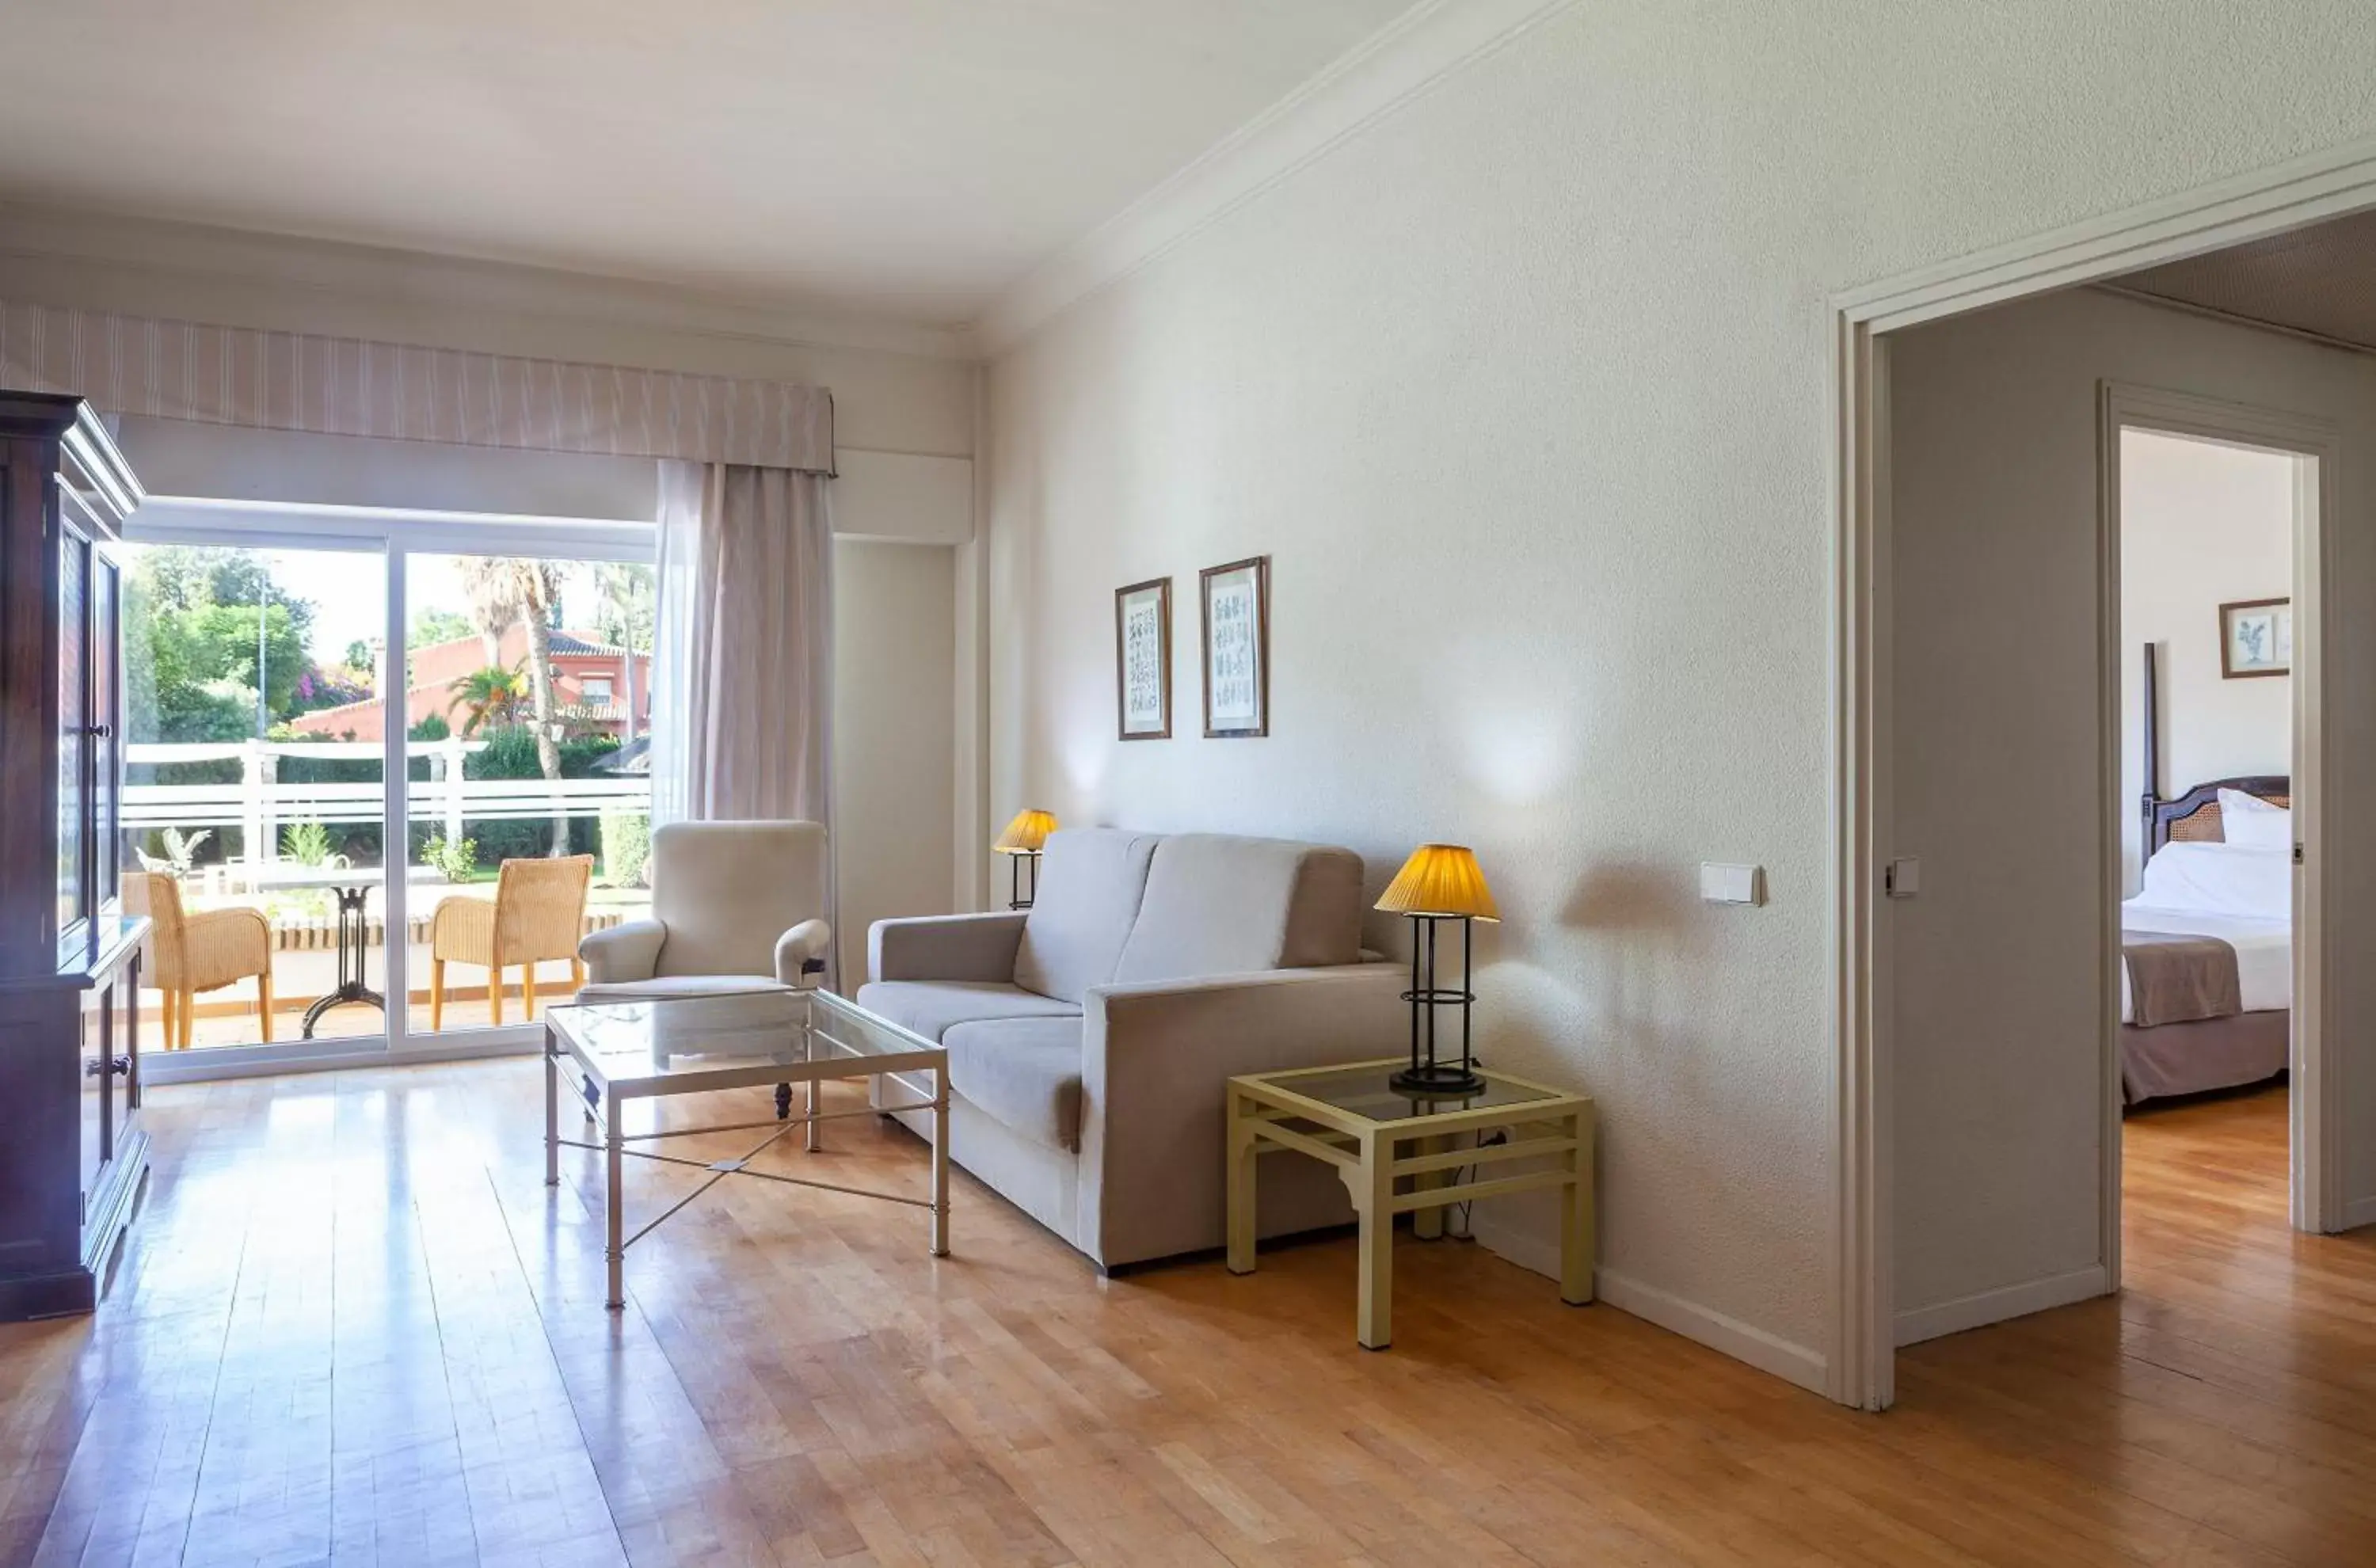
[1199,555,1270,739]
[1114,577,1173,740]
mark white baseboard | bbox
[2342,1195,2376,1231]
[1894,1265,2108,1347]
[1470,1216,1829,1395]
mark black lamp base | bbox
[1389,1064,1487,1098]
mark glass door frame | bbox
[124,498,656,1083]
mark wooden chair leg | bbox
[524,964,538,1021]
[489,968,504,1028]
[429,958,445,1032]
[257,972,275,1044]
[159,988,176,1049]
[179,991,195,1049]
[570,957,585,995]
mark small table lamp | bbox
[993,809,1057,910]
[1375,844,1499,1096]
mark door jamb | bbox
[2100,389,2338,1245]
[1829,134,2376,1411]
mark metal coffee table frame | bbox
[543,991,950,1309]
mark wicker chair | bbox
[429,855,593,1027]
[121,872,274,1049]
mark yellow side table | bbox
[1225,1058,1594,1349]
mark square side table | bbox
[1226,1057,1594,1349]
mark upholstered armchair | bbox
[576,821,831,1000]
[122,871,274,1048]
[429,854,593,1026]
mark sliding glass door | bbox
[121,507,655,1074]
[402,552,655,1041]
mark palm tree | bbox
[459,558,568,854]
[445,665,527,736]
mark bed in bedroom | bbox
[2123,647,2294,1105]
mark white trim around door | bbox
[1827,133,2376,1412]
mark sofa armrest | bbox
[775,919,832,986]
[869,911,1028,984]
[579,919,667,984]
[1077,962,1408,1268]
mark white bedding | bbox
[2121,840,2292,1022]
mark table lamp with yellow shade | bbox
[992,809,1057,910]
[1376,843,1499,1096]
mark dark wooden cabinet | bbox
[0,391,150,1320]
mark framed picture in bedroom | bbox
[2219,597,2291,679]
[1200,555,1270,738]
[1114,577,1172,740]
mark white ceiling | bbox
[0,0,1415,329]
[2117,207,2376,352]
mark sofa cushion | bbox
[944,1017,1085,1152]
[1110,834,1365,985]
[855,980,1081,1043]
[1012,828,1162,1003]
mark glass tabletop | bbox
[546,988,939,1092]
[1261,1063,1570,1125]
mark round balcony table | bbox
[246,865,444,1038]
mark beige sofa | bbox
[858,828,1406,1269]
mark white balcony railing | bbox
[125,739,651,862]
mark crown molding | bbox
[969,0,1577,357]
[0,203,973,362]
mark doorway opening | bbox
[2117,427,2304,1255]
[1836,177,2376,1410]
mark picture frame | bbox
[1199,555,1270,738]
[2219,596,2291,679]
[1114,577,1172,739]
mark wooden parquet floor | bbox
[2,1068,2369,1566]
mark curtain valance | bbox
[0,300,835,474]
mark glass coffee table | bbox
[1226,1059,1594,1349]
[543,988,949,1308]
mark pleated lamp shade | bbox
[993,809,1058,854]
[1375,844,1499,921]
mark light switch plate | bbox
[1700,862,1765,906]
[1885,857,1921,897]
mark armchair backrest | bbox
[120,871,186,960]
[650,820,827,978]
[493,854,593,964]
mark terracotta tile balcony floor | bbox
[143,941,595,1050]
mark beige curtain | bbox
[652,462,834,826]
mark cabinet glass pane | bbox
[93,556,120,909]
[57,533,86,934]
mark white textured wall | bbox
[2120,429,2295,892]
[1890,287,2376,1337]
[985,2,2376,1377]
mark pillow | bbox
[2136,839,2291,920]
[2217,788,2291,852]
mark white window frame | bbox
[127,497,656,1083]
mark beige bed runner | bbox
[2123,930,2242,1028]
